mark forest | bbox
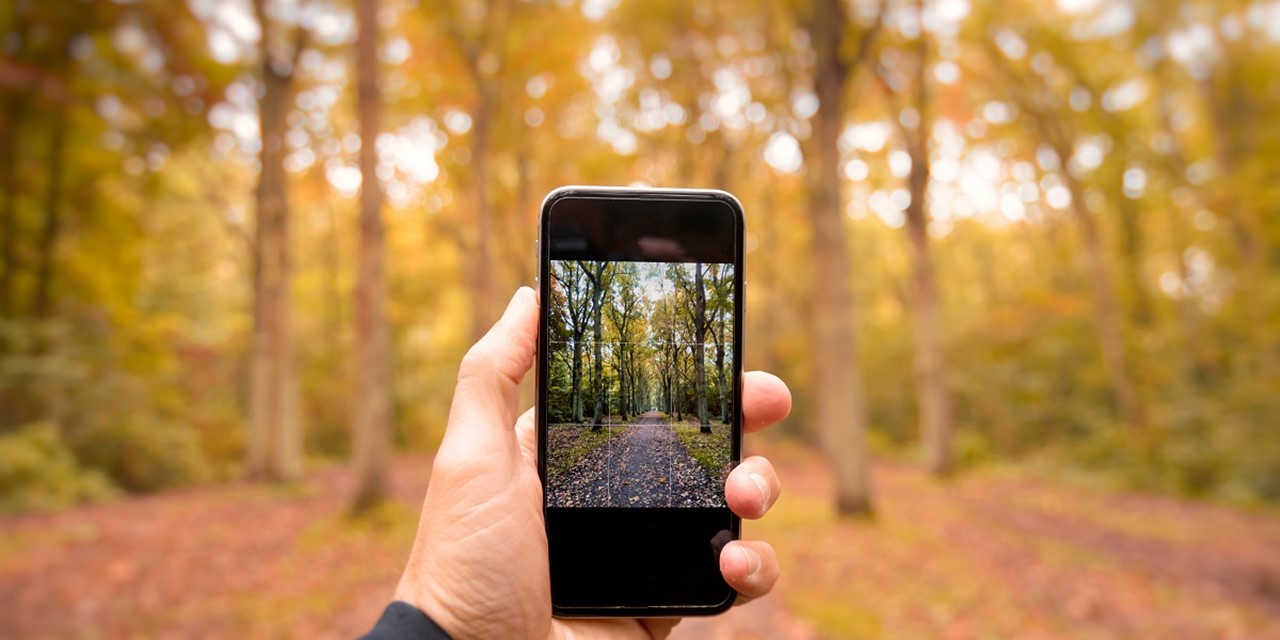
[544,260,734,508]
[1,0,1276,512]
[1,0,1279,636]
[546,260,735,430]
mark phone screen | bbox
[537,188,743,615]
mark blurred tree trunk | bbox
[757,181,784,377]
[1001,46,1148,438]
[1202,67,1275,378]
[445,0,503,344]
[0,97,26,316]
[1204,73,1263,273]
[806,0,882,516]
[31,32,76,322]
[1114,179,1151,328]
[31,101,67,320]
[510,145,534,288]
[898,13,955,477]
[1061,161,1146,435]
[247,0,304,482]
[0,4,32,318]
[351,0,391,514]
[469,90,494,342]
[1168,206,1205,381]
[1150,72,1207,382]
[695,263,709,433]
[1133,0,1212,384]
[974,235,1001,308]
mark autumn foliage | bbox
[1,0,1278,635]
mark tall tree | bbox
[708,265,731,424]
[555,263,590,423]
[988,43,1149,438]
[669,263,701,422]
[432,0,507,341]
[1058,140,1146,436]
[0,87,23,316]
[31,95,68,320]
[0,4,34,316]
[607,264,641,421]
[582,261,612,430]
[29,15,81,321]
[627,337,649,416]
[350,0,391,513]
[806,0,884,516]
[652,294,679,419]
[247,0,306,481]
[694,262,710,433]
[1196,17,1277,379]
[880,0,956,476]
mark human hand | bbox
[393,287,791,640]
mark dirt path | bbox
[608,411,677,507]
[552,411,722,508]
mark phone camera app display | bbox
[545,259,735,508]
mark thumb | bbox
[439,287,539,461]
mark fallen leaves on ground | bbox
[749,439,1280,639]
[1,441,1277,639]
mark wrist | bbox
[361,601,453,640]
[394,565,464,639]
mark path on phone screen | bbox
[549,411,723,508]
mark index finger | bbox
[743,370,791,433]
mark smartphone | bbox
[536,186,745,617]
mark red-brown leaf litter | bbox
[2,442,1277,639]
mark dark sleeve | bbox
[359,601,452,640]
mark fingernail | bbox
[750,473,771,509]
[736,545,761,577]
[501,287,535,318]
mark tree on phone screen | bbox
[552,262,591,424]
[607,264,643,421]
[581,261,614,430]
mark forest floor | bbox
[546,411,723,508]
[1,440,1279,639]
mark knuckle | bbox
[458,344,498,381]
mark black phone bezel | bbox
[536,186,746,618]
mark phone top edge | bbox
[540,185,742,206]
[538,185,745,240]
[544,184,736,195]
